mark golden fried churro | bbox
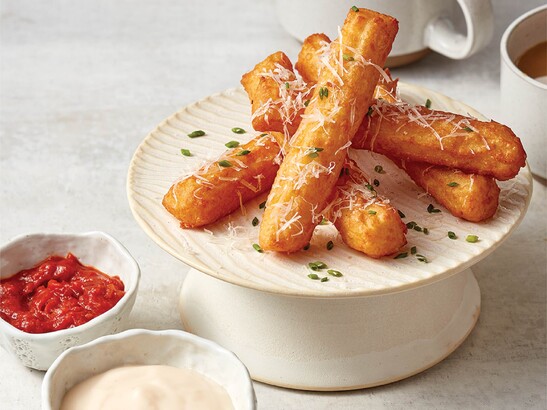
[259,8,399,252]
[162,133,281,228]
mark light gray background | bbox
[1,1,545,408]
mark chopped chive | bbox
[394,252,408,259]
[374,165,385,174]
[308,273,320,280]
[187,130,205,138]
[414,225,423,232]
[343,54,354,61]
[285,82,290,89]
[425,98,432,109]
[367,106,374,116]
[466,235,479,243]
[319,218,329,225]
[320,276,329,282]
[448,231,457,240]
[327,269,343,277]
[218,160,232,167]
[447,181,459,187]
[398,209,406,219]
[416,254,429,263]
[236,149,251,156]
[259,201,266,209]
[306,147,324,158]
[423,227,430,235]
[319,87,329,99]
[406,221,416,229]
[411,246,417,255]
[326,241,334,251]
[303,243,310,251]
[231,127,246,134]
[308,261,328,271]
[373,179,380,187]
[463,126,473,132]
[308,152,319,159]
[225,140,240,148]
[427,204,441,214]
[252,243,263,253]
[351,5,359,12]
[252,217,259,227]
[259,133,268,137]
[180,148,192,156]
[304,99,310,107]
[368,210,377,215]
[365,183,375,191]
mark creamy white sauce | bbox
[60,365,234,410]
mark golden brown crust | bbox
[295,33,331,85]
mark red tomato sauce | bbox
[0,253,125,334]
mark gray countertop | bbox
[1,1,545,408]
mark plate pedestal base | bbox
[180,268,480,391]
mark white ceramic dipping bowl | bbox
[42,329,257,410]
[0,232,140,370]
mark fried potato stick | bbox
[325,160,407,258]
[241,51,310,138]
[395,159,500,222]
[353,102,526,181]
[162,133,281,228]
[295,33,331,84]
[259,8,399,252]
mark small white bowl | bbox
[42,329,257,409]
[0,231,140,370]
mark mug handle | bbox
[425,0,494,59]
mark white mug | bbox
[500,5,547,180]
[275,0,494,66]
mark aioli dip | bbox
[60,365,234,410]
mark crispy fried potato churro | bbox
[259,8,399,252]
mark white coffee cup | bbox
[275,0,494,66]
[500,5,547,179]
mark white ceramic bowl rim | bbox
[0,231,140,340]
[500,4,547,90]
[42,328,256,409]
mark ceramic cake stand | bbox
[127,85,532,390]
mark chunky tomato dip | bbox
[0,253,125,334]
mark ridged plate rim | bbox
[127,82,532,298]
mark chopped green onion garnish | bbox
[447,181,459,187]
[368,210,377,215]
[327,269,343,277]
[398,210,406,218]
[308,261,328,271]
[406,221,416,229]
[326,241,334,251]
[306,147,324,158]
[374,165,384,174]
[466,235,479,243]
[218,160,232,167]
[416,254,429,263]
[448,231,457,240]
[423,227,430,235]
[319,87,329,99]
[187,130,205,138]
[411,246,417,255]
[236,149,251,156]
[252,243,263,253]
[351,5,359,12]
[414,225,423,232]
[308,273,320,280]
[463,126,473,132]
[343,54,354,61]
[303,243,310,251]
[394,252,408,259]
[425,98,432,109]
[285,82,290,89]
[319,218,329,225]
[252,217,259,227]
[304,99,310,107]
[180,148,192,156]
[259,201,266,209]
[373,179,380,187]
[367,106,374,116]
[225,140,240,148]
[259,133,268,137]
[365,183,375,192]
[320,276,329,282]
[231,127,246,134]
[427,204,441,213]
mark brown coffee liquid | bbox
[516,41,547,80]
